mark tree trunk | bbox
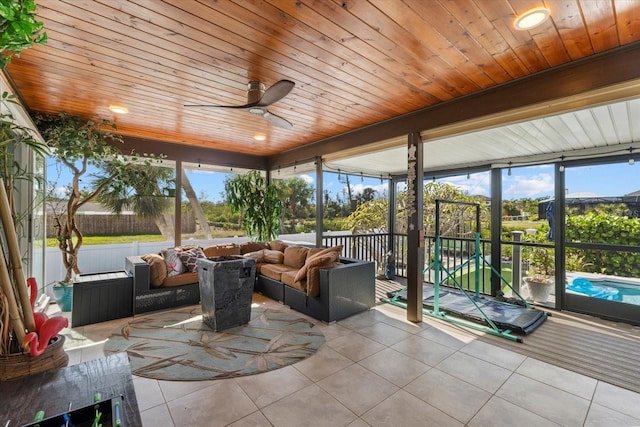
[181,170,212,239]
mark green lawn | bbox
[46,230,244,247]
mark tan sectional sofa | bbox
[125,240,375,322]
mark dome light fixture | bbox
[108,104,129,114]
[253,134,266,141]
[514,7,550,31]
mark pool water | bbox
[567,278,640,305]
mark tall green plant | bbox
[0,0,47,69]
[37,113,159,281]
[224,170,281,242]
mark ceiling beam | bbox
[269,41,640,169]
[119,135,268,170]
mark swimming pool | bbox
[567,277,640,305]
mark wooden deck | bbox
[375,276,640,395]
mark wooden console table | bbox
[0,352,141,426]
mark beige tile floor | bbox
[60,294,640,427]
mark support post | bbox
[406,133,423,322]
[315,157,324,248]
[174,160,182,247]
[490,168,502,296]
[511,231,523,294]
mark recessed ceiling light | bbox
[109,105,129,114]
[254,134,266,141]
[514,7,550,31]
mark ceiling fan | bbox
[185,80,295,129]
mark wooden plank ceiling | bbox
[7,0,640,169]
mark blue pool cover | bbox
[567,277,620,300]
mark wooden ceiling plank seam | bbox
[334,0,477,99]
[372,0,494,88]
[25,18,362,132]
[154,0,413,116]
[578,0,619,54]
[214,0,431,110]
[440,0,531,79]
[12,65,324,154]
[550,0,596,60]
[70,0,398,121]
[614,0,640,45]
[257,0,445,110]
[476,0,554,72]
[241,0,442,108]
[72,0,380,122]
[13,52,331,134]
[307,0,464,101]
[399,0,509,86]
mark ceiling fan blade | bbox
[255,80,295,107]
[264,110,293,129]
[184,103,255,109]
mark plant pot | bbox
[52,284,73,312]
[523,276,554,302]
[0,335,68,381]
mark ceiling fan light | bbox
[514,7,550,30]
[248,107,264,115]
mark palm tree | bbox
[94,164,175,240]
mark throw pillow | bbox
[141,253,167,287]
[306,245,343,263]
[244,249,265,262]
[268,240,288,252]
[294,252,340,283]
[163,248,187,277]
[262,249,285,264]
[178,247,206,272]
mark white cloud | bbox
[504,173,553,198]
[54,186,69,198]
[299,174,314,184]
[441,173,491,196]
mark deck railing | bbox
[323,232,522,296]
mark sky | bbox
[47,157,639,203]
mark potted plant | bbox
[51,280,72,312]
[0,1,69,379]
[523,244,555,302]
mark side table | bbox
[0,353,142,426]
[72,271,133,327]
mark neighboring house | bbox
[538,190,640,218]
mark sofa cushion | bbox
[141,253,167,287]
[260,263,298,282]
[162,248,186,277]
[294,253,340,284]
[178,247,206,272]
[281,270,306,292]
[306,247,325,259]
[307,264,338,297]
[240,241,269,254]
[283,246,309,268]
[263,249,285,264]
[268,240,288,252]
[203,243,241,258]
[163,271,198,287]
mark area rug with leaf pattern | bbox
[103,305,325,381]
